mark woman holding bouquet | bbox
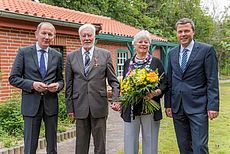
[120,30,167,154]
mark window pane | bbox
[116,50,128,78]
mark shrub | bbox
[0,91,73,147]
[0,99,23,136]
[0,99,23,147]
[58,92,68,122]
[58,92,75,132]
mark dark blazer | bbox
[164,41,219,114]
[9,44,64,116]
[121,56,167,122]
[65,47,120,119]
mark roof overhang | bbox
[96,33,177,47]
[96,33,133,43]
[0,10,101,31]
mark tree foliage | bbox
[41,0,229,75]
[211,16,230,76]
[40,0,214,41]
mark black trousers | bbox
[23,98,58,154]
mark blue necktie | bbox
[84,51,90,76]
[181,49,188,72]
[39,50,46,78]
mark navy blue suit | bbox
[9,44,64,154]
[165,41,219,154]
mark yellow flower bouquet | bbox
[120,68,162,113]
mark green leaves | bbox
[142,99,160,113]
[0,100,23,147]
[0,92,73,148]
[0,100,23,136]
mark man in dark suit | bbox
[165,18,219,154]
[9,22,64,154]
[65,23,120,154]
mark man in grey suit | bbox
[65,23,120,154]
[165,18,219,154]
[9,22,64,154]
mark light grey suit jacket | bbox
[65,47,120,119]
[9,44,64,116]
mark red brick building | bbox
[0,0,176,102]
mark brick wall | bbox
[0,27,81,102]
[97,40,129,69]
[0,27,36,102]
[0,27,161,102]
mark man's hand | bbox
[208,110,219,120]
[33,82,48,92]
[165,108,172,118]
[68,113,75,119]
[67,113,75,123]
[47,83,59,92]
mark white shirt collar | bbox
[81,46,94,56]
[36,42,49,52]
[180,40,194,52]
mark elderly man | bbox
[65,23,120,154]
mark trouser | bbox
[75,112,107,154]
[124,114,160,154]
[23,99,57,154]
[173,104,208,154]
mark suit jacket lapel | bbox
[87,47,98,76]
[184,42,199,72]
[47,48,54,73]
[175,47,180,69]
[173,46,182,73]
[76,48,85,76]
[31,45,40,72]
[172,46,184,77]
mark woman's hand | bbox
[144,89,162,100]
[111,102,121,112]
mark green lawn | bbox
[117,82,230,154]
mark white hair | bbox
[78,23,96,36]
[132,30,151,45]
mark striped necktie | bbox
[181,49,188,72]
[84,51,90,76]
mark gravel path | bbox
[37,108,124,154]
